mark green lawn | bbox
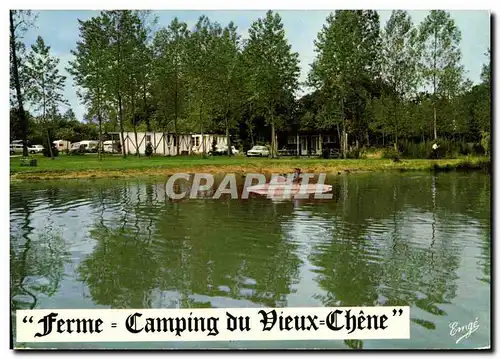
[9,153,490,181]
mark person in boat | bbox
[292,168,302,184]
[276,168,302,184]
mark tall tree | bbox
[136,11,157,134]
[477,47,491,132]
[122,11,148,157]
[475,48,491,153]
[212,22,244,157]
[25,36,68,159]
[244,10,300,158]
[309,10,380,157]
[152,17,189,155]
[10,10,36,157]
[186,15,215,156]
[419,10,463,140]
[381,10,420,149]
[102,10,142,157]
[68,15,110,160]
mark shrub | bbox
[380,138,489,160]
[481,131,490,155]
[381,146,400,160]
[358,146,368,159]
[145,142,153,157]
[345,147,360,159]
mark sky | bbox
[20,10,491,122]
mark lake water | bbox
[10,172,491,349]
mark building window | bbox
[146,135,151,142]
[195,137,200,147]
[288,136,297,144]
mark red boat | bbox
[246,169,333,198]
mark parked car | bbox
[212,145,239,156]
[246,145,270,157]
[10,142,24,154]
[28,145,44,154]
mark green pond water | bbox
[10,172,490,350]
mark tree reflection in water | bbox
[78,181,302,310]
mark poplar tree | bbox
[152,17,189,155]
[186,15,215,156]
[381,10,420,149]
[101,10,141,157]
[309,11,380,157]
[68,16,109,160]
[419,10,463,140]
[245,10,300,158]
[211,22,243,157]
[25,36,68,159]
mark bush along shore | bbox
[9,155,491,182]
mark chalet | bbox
[111,132,227,156]
[277,130,341,157]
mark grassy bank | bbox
[9,154,490,181]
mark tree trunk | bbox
[46,128,53,159]
[271,118,276,159]
[143,83,150,132]
[41,84,54,160]
[98,109,102,161]
[118,93,126,158]
[341,97,347,159]
[341,125,348,159]
[296,132,300,156]
[336,123,341,149]
[163,130,166,156]
[175,73,180,156]
[248,103,255,146]
[433,105,437,140]
[249,123,254,147]
[200,105,205,156]
[97,90,102,161]
[433,27,438,141]
[344,131,348,158]
[132,99,140,157]
[394,98,398,151]
[225,116,231,157]
[10,11,28,158]
[133,124,139,157]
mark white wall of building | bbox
[119,132,227,155]
[191,134,227,154]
